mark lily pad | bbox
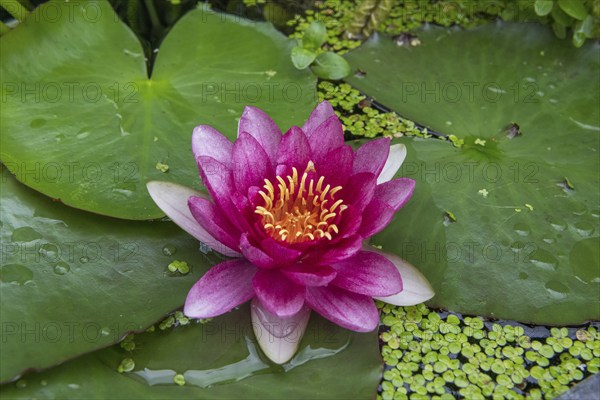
[0,0,316,220]
[345,23,600,324]
[0,168,220,383]
[0,305,382,399]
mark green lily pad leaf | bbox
[558,0,588,20]
[345,23,600,324]
[534,0,554,16]
[310,52,351,80]
[291,46,317,69]
[302,20,327,51]
[0,306,381,399]
[0,168,220,383]
[0,0,316,220]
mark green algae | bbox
[377,303,599,400]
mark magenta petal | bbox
[276,126,313,173]
[331,250,402,296]
[342,172,377,212]
[308,115,345,163]
[184,259,256,318]
[358,198,395,238]
[336,205,363,238]
[375,178,416,211]
[301,100,336,138]
[253,269,305,317]
[192,125,233,169]
[305,286,379,332]
[196,156,238,219]
[146,181,241,257]
[232,132,272,193]
[260,237,302,265]
[283,264,337,287]
[310,234,363,264]
[353,137,390,176]
[239,233,277,269]
[188,196,241,252]
[318,144,354,188]
[238,106,281,162]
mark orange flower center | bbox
[255,161,347,244]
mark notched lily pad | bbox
[0,0,316,220]
[0,168,219,383]
[345,23,600,325]
[0,306,382,399]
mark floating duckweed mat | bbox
[377,303,600,400]
[316,81,428,139]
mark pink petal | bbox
[238,106,282,162]
[317,144,354,188]
[335,206,363,239]
[251,298,311,364]
[196,156,238,219]
[259,237,302,265]
[276,126,313,174]
[305,286,379,332]
[301,100,336,138]
[308,234,363,264]
[232,132,273,193]
[253,269,305,317]
[358,198,395,238]
[283,264,337,286]
[368,247,435,306]
[146,181,240,257]
[378,144,407,184]
[375,178,415,211]
[331,250,402,296]
[308,115,345,164]
[239,233,277,269]
[353,137,390,176]
[188,196,241,252]
[192,125,233,168]
[342,172,377,212]
[184,259,257,318]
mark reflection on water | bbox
[132,332,352,387]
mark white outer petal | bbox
[251,298,311,365]
[377,144,407,184]
[367,246,435,306]
[146,181,241,257]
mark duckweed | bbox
[117,358,135,373]
[167,260,190,274]
[376,303,599,399]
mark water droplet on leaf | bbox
[0,264,34,285]
[513,223,530,237]
[11,227,42,242]
[528,249,558,271]
[570,237,600,284]
[53,262,70,275]
[545,280,569,298]
[574,221,595,237]
[549,218,567,231]
[162,244,177,256]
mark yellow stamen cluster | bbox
[255,161,347,244]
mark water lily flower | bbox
[147,101,434,364]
